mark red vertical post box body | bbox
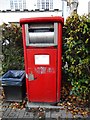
[20,17,64,103]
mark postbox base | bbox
[26,101,62,110]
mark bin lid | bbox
[0,70,25,82]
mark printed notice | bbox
[35,55,49,65]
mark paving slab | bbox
[2,108,12,118]
[51,111,59,119]
[45,111,51,118]
[23,111,34,118]
[8,109,20,118]
[17,109,25,118]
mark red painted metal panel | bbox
[57,23,62,102]
[20,16,64,25]
[26,48,57,103]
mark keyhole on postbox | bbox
[28,72,34,80]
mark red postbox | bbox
[20,17,64,103]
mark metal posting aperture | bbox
[54,23,58,46]
[25,24,29,46]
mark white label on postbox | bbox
[35,55,49,65]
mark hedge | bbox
[63,13,90,100]
[1,23,24,72]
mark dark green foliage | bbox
[1,23,24,73]
[63,13,90,100]
[1,13,90,100]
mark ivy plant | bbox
[63,13,90,100]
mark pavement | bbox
[0,87,90,119]
[1,101,90,119]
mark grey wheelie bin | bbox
[1,70,26,102]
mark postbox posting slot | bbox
[25,23,58,47]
